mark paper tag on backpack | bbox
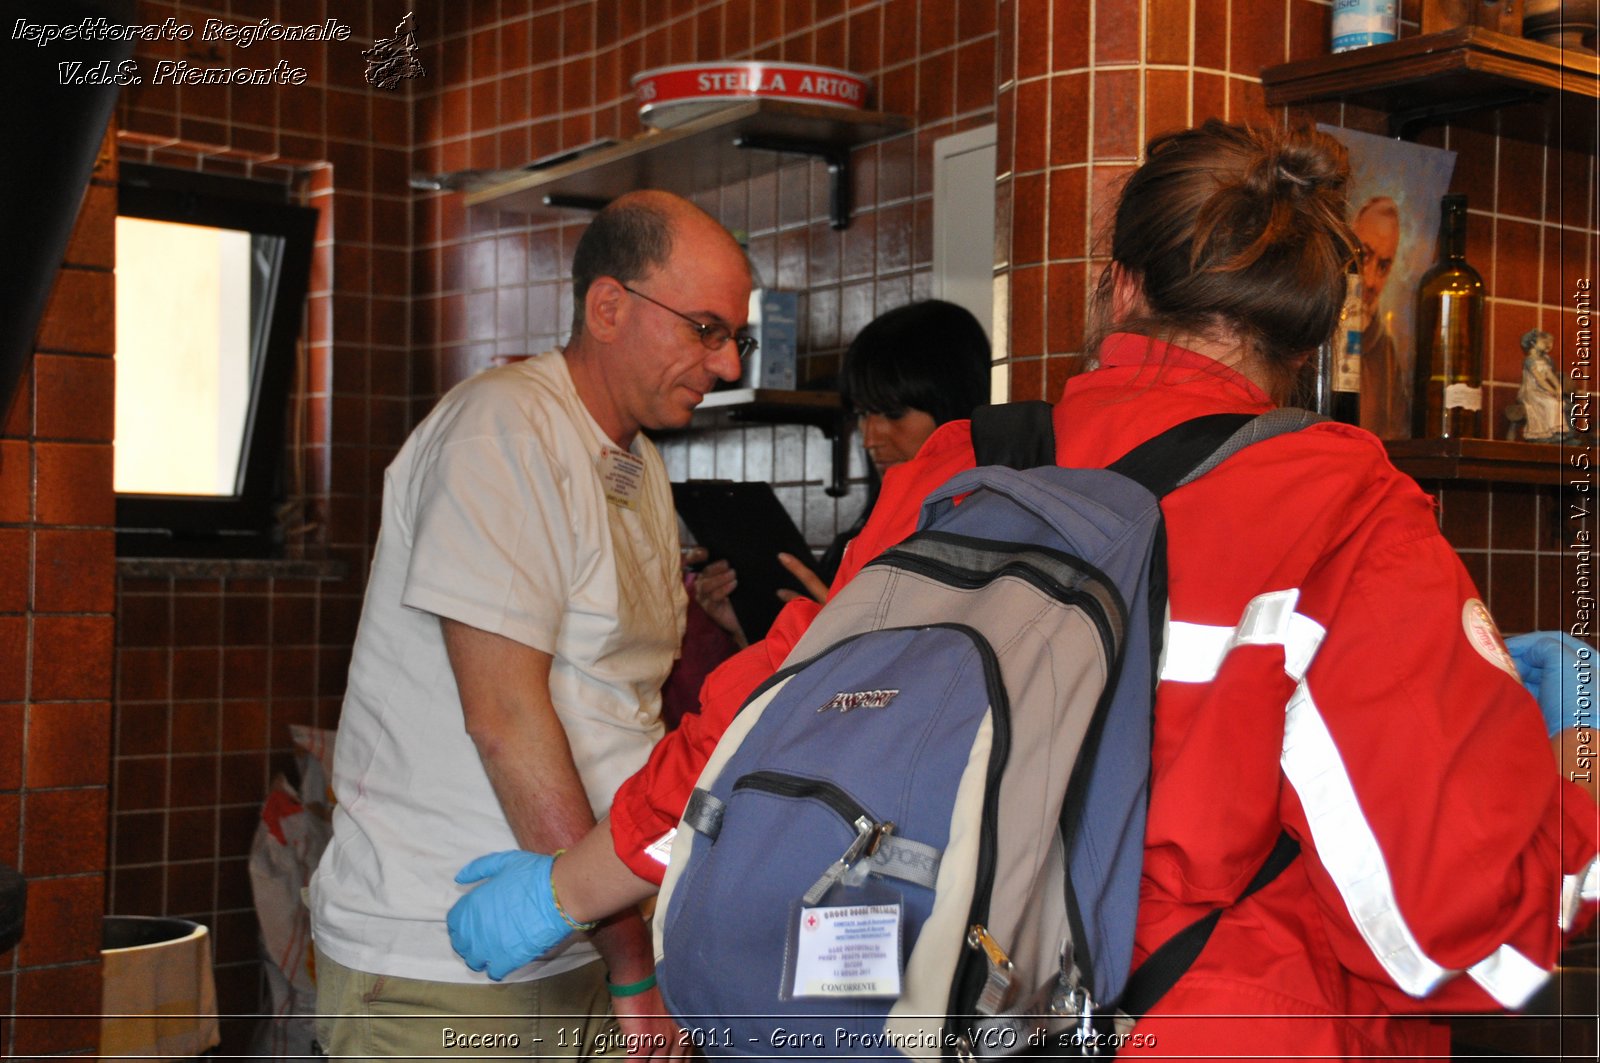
[785,902,902,998]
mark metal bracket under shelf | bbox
[543,193,612,212]
[1387,88,1547,139]
[686,388,855,496]
[732,133,854,229]
[721,402,854,497]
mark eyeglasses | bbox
[622,284,758,361]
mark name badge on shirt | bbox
[597,445,645,510]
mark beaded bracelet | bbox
[549,850,596,932]
[607,972,657,998]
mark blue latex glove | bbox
[447,850,573,981]
[1505,631,1594,737]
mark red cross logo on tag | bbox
[804,912,820,931]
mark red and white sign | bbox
[632,62,870,128]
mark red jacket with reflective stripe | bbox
[610,335,1597,1056]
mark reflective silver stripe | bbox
[1281,681,1454,999]
[644,828,676,867]
[1163,587,1568,1005]
[1161,589,1326,684]
[1562,857,1600,931]
[1468,945,1551,1009]
[1285,685,1558,1008]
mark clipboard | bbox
[672,481,817,640]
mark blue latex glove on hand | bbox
[447,850,574,981]
[1506,631,1593,737]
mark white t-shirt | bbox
[309,352,686,983]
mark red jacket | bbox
[613,335,1598,1056]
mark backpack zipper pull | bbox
[1051,983,1100,1054]
[966,924,1018,1015]
[802,817,891,905]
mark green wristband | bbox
[607,972,657,998]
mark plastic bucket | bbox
[100,915,220,1061]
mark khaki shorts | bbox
[314,949,622,1060]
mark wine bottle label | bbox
[1331,273,1363,393]
[1332,345,1361,392]
[1442,383,1482,411]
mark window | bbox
[114,165,317,556]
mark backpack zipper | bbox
[873,537,1122,659]
[730,772,896,904]
[732,770,873,823]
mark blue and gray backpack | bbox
[655,406,1313,1058]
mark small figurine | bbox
[1516,329,1572,443]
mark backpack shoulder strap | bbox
[1117,830,1300,1019]
[970,400,1056,470]
[1103,406,1322,1017]
[1108,408,1327,498]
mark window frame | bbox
[114,164,318,558]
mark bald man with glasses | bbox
[310,191,752,1060]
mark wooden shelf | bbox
[1384,437,1579,484]
[464,100,909,227]
[1262,28,1599,142]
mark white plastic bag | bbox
[247,726,334,1060]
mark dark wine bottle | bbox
[1311,269,1363,424]
[1331,270,1363,424]
[1412,195,1485,439]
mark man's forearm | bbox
[446,619,662,983]
[588,905,655,984]
[476,727,658,982]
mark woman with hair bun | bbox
[446,121,1597,1057]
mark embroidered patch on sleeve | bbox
[1462,598,1518,678]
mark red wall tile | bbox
[33,442,114,526]
[114,756,168,813]
[1230,0,1288,75]
[13,962,102,1056]
[1194,0,1230,71]
[25,702,111,789]
[0,707,21,790]
[33,270,114,356]
[0,617,26,702]
[33,529,115,614]
[1146,0,1192,65]
[0,440,32,524]
[31,614,114,702]
[31,354,114,444]
[1094,0,1142,64]
[21,791,108,877]
[0,528,27,612]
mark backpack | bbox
[654,406,1317,1058]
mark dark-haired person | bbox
[446,123,1597,1057]
[308,190,751,1059]
[844,298,992,474]
[693,299,990,635]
